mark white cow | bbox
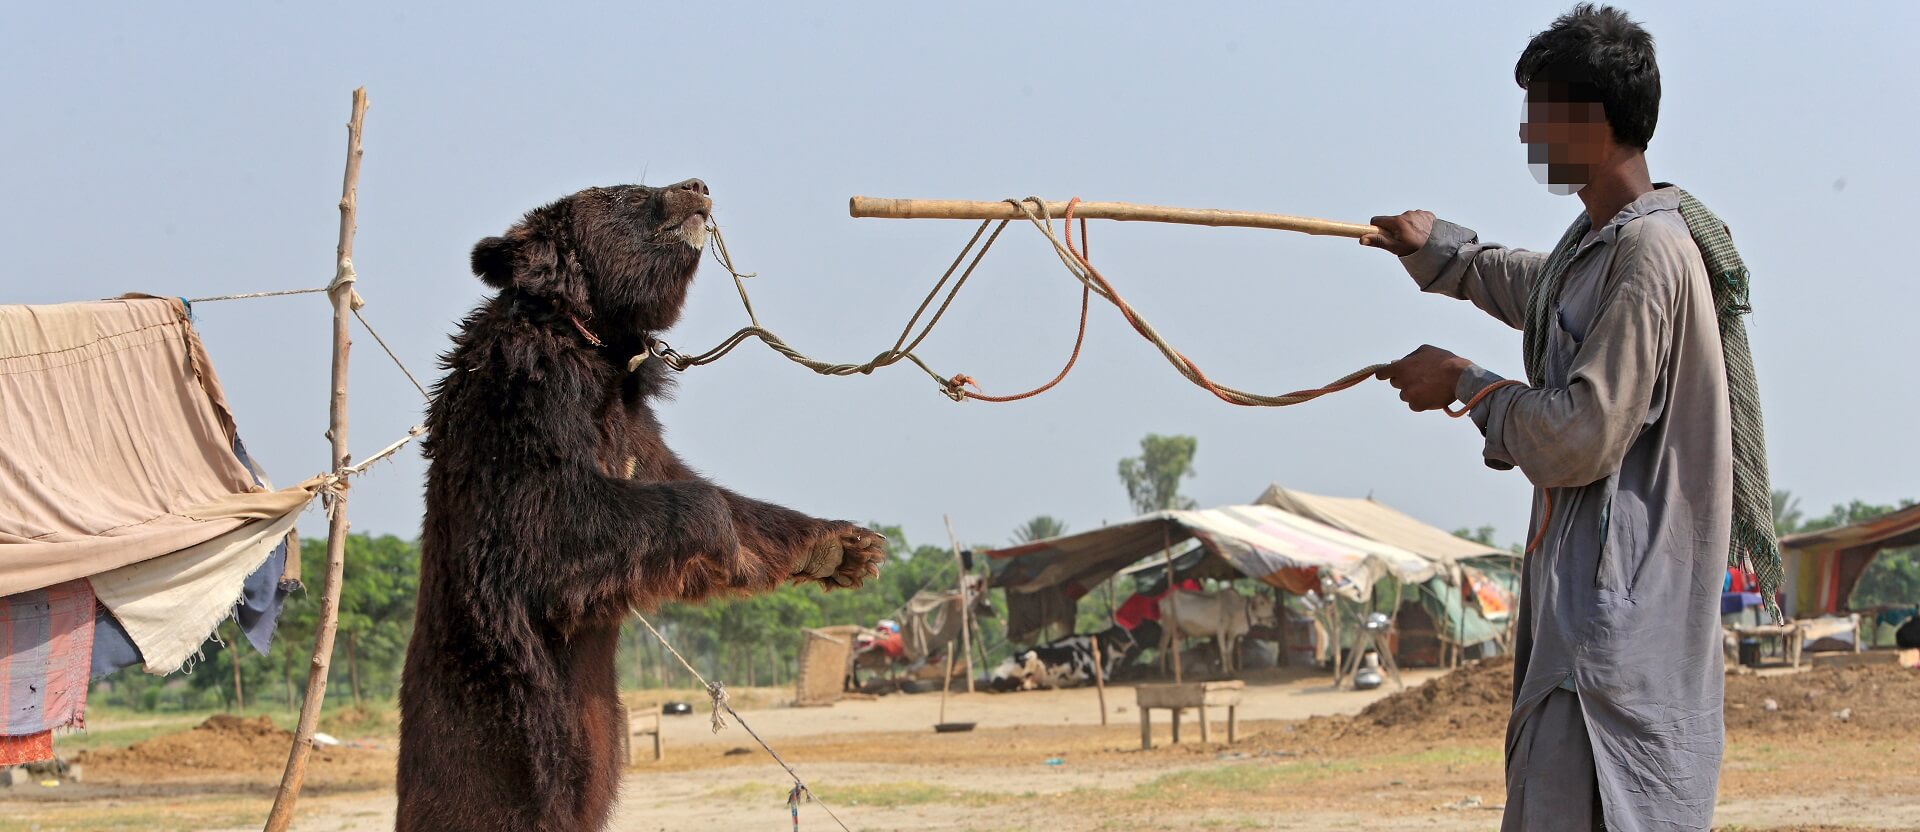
[1158,588,1277,674]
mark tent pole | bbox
[1089,635,1109,726]
[265,86,367,832]
[1164,525,1183,684]
[944,515,976,693]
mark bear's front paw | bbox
[793,522,886,590]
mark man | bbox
[1359,6,1775,830]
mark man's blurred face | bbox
[1520,81,1614,195]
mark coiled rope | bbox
[663,198,1386,407]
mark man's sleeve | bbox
[1399,219,1551,331]
[1454,224,1686,487]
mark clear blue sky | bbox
[5,2,1914,552]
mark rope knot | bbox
[706,681,731,733]
[942,374,976,402]
[328,256,367,311]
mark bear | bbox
[396,178,886,832]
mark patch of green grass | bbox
[1128,760,1362,801]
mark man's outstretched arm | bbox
[1377,225,1689,487]
[1363,210,1553,330]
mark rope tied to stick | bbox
[328,256,366,311]
[680,198,1387,409]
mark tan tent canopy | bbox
[1254,484,1512,566]
[1,297,318,671]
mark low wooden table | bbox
[1135,681,1244,750]
[1732,623,1805,669]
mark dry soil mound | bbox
[1347,655,1515,740]
[75,714,356,781]
[1723,662,1920,739]
[1323,656,1919,744]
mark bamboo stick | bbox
[850,196,1378,238]
[944,515,976,694]
[1089,636,1108,726]
[265,87,366,832]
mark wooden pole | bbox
[943,515,976,693]
[1163,525,1183,685]
[265,86,366,832]
[938,646,955,724]
[850,196,1378,238]
[229,623,245,712]
[1089,636,1108,726]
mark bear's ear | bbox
[470,236,517,289]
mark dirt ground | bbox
[4,659,1917,831]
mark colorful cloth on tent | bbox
[1263,566,1321,596]
[0,730,54,766]
[2,580,96,754]
[1460,565,1514,621]
[1112,579,1201,631]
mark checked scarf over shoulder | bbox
[1520,187,1780,620]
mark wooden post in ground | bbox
[265,86,367,832]
[943,515,976,693]
[1163,525,1183,685]
[938,647,955,724]
[970,616,991,684]
[229,623,245,711]
[1089,636,1108,726]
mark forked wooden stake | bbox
[265,86,367,832]
[850,196,1379,238]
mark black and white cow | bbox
[987,624,1148,692]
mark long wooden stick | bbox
[943,515,976,694]
[265,86,366,832]
[850,196,1378,238]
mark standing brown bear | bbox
[398,179,885,832]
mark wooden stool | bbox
[1135,681,1244,750]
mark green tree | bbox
[336,534,420,705]
[1118,434,1199,515]
[1452,526,1498,547]
[1011,515,1070,545]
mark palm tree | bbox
[1772,489,1804,537]
[1012,515,1070,545]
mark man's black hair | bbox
[1515,3,1661,149]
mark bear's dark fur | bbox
[396,179,884,832]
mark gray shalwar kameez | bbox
[1399,187,1730,832]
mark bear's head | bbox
[470,179,713,337]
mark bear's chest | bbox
[593,365,671,480]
